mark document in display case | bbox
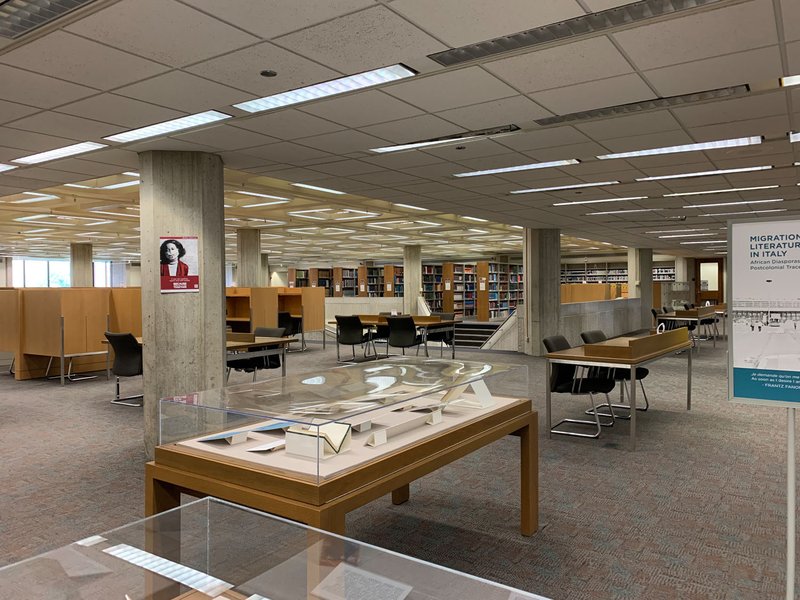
[149,357,538,536]
[0,497,550,600]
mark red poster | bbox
[159,236,200,293]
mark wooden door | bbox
[694,258,724,305]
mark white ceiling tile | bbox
[672,93,787,128]
[787,41,800,73]
[613,0,778,70]
[300,91,422,128]
[436,96,552,131]
[295,130,389,154]
[687,115,791,141]
[233,110,344,140]
[0,100,40,126]
[423,139,513,162]
[350,170,425,186]
[116,71,247,113]
[6,112,118,140]
[623,155,713,170]
[0,127,76,152]
[575,111,683,141]
[389,0,584,47]
[643,46,783,97]
[484,36,633,93]
[0,172,68,188]
[125,138,216,153]
[497,126,590,152]
[65,0,259,67]
[360,115,464,144]
[81,149,141,169]
[174,125,278,151]
[217,151,276,170]
[0,65,95,109]
[248,166,331,182]
[0,31,168,90]
[307,160,384,177]
[186,41,338,96]
[783,0,800,42]
[531,73,656,115]
[361,151,446,170]
[43,158,126,177]
[524,142,612,162]
[385,67,517,113]
[243,142,335,164]
[274,6,447,73]
[599,130,695,154]
[401,162,465,178]
[582,0,635,9]
[181,0,374,39]
[56,94,185,129]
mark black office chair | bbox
[426,312,456,357]
[580,329,650,418]
[104,332,143,407]
[335,316,374,362]
[226,326,286,382]
[543,335,616,438]
[686,303,718,339]
[387,315,426,356]
[371,312,392,356]
[278,311,306,351]
[651,307,661,328]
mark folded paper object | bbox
[286,422,352,459]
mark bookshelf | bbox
[333,267,358,297]
[422,264,443,312]
[560,262,676,283]
[310,267,333,297]
[383,265,403,297]
[287,267,309,288]
[443,262,476,318]
[476,260,522,321]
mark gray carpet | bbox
[0,338,792,599]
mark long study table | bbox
[329,315,458,359]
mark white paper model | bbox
[285,422,352,459]
[310,562,412,600]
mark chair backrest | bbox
[431,312,455,321]
[387,315,418,347]
[662,306,671,314]
[277,311,293,331]
[255,326,285,368]
[105,332,142,377]
[335,315,366,345]
[254,326,286,338]
[580,330,607,344]
[683,303,692,310]
[542,335,576,391]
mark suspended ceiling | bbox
[0,0,797,262]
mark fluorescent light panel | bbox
[371,135,483,154]
[510,180,619,194]
[462,216,488,222]
[242,200,289,208]
[233,191,289,200]
[553,195,647,206]
[680,240,726,245]
[657,233,716,239]
[0,163,17,172]
[663,185,779,197]
[235,64,415,114]
[291,183,344,195]
[780,75,800,87]
[586,208,659,215]
[101,180,140,190]
[790,131,800,143]
[394,203,428,211]
[700,209,786,216]
[635,165,772,182]
[104,110,231,143]
[12,141,107,165]
[453,159,579,178]
[597,136,762,160]
[645,228,708,234]
[683,198,783,209]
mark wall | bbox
[559,298,642,346]
[325,297,404,326]
[271,270,288,287]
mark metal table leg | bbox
[687,346,692,410]
[629,365,637,451]
[545,360,552,440]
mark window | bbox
[93,261,110,287]
[24,260,48,287]
[11,258,71,287]
[48,261,70,287]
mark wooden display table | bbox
[545,328,692,451]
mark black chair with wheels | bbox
[543,335,616,438]
[580,329,650,418]
[226,326,286,382]
[426,312,456,357]
[104,332,143,407]
[334,316,375,362]
[387,315,426,356]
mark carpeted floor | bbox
[0,337,792,599]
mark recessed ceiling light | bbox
[790,131,800,143]
[394,203,428,211]
[645,228,709,234]
[635,165,772,182]
[553,195,647,206]
[12,141,107,165]
[235,64,415,113]
[657,232,717,239]
[12,192,59,204]
[89,210,138,218]
[699,209,786,216]
[24,228,53,234]
[586,208,659,216]
[683,198,783,209]
[291,183,345,195]
[468,228,489,233]
[462,216,488,222]
[510,180,620,194]
[453,159,579,178]
[371,135,483,154]
[0,163,17,172]
[663,185,779,197]
[597,136,762,160]
[122,171,139,177]
[510,225,523,229]
[104,110,231,143]
[242,200,290,208]
[680,240,726,245]
[232,191,289,201]
[780,75,800,87]
[64,183,93,189]
[101,180,140,190]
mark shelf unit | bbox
[287,267,309,288]
[442,262,476,318]
[383,265,403,297]
[333,267,358,297]
[560,262,676,283]
[476,260,522,321]
[309,267,333,297]
[422,264,443,312]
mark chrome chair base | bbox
[551,392,615,438]
[585,380,649,420]
[113,376,143,407]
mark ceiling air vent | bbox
[0,0,96,39]
[428,0,729,67]
[534,84,750,126]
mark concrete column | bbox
[0,257,10,286]
[522,229,560,356]
[139,151,226,458]
[403,245,421,315]
[236,228,261,287]
[628,248,653,329]
[70,242,93,287]
[674,256,689,281]
[261,253,270,287]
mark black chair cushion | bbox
[336,316,371,346]
[612,366,649,381]
[554,377,616,395]
[229,326,286,372]
[387,316,422,348]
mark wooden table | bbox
[545,328,692,451]
[329,315,458,358]
[146,400,538,537]
[658,306,718,352]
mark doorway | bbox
[694,258,724,305]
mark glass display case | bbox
[159,357,530,485]
[0,497,549,600]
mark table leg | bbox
[308,507,346,536]
[392,484,410,505]
[451,323,456,358]
[629,365,637,452]
[545,360,552,440]
[60,353,65,386]
[520,413,538,536]
[687,345,692,410]
[144,466,182,600]
[282,346,287,376]
[145,464,181,517]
